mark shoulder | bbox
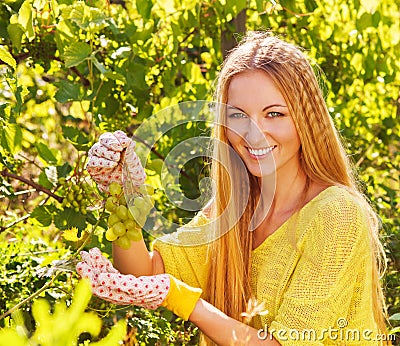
[153,211,212,247]
[308,185,368,218]
[300,185,372,244]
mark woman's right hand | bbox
[86,130,146,192]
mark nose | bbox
[244,118,269,147]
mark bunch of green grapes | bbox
[61,178,90,215]
[104,182,155,249]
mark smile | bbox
[247,146,276,158]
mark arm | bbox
[113,242,165,276]
[189,299,281,346]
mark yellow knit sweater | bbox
[153,186,380,345]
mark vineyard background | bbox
[0,0,399,344]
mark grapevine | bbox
[104,182,155,249]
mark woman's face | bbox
[226,69,301,178]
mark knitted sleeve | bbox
[269,194,378,345]
[151,212,210,292]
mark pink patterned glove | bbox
[76,248,169,309]
[86,131,146,192]
[76,248,202,320]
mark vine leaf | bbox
[63,42,91,68]
[0,45,17,70]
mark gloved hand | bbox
[86,131,146,192]
[76,248,202,320]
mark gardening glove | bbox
[86,131,146,192]
[76,248,202,321]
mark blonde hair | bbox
[203,32,389,345]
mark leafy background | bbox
[0,0,399,344]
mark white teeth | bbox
[248,146,275,156]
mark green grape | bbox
[126,229,142,242]
[115,235,131,249]
[109,182,123,196]
[108,213,121,227]
[103,181,157,245]
[105,196,118,212]
[128,205,146,227]
[106,228,118,241]
[123,219,137,230]
[116,205,129,220]
[134,196,151,213]
[143,195,155,208]
[113,222,126,237]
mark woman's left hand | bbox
[76,248,202,319]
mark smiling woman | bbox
[80,32,391,346]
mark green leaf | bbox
[7,23,25,52]
[137,0,153,20]
[1,123,22,155]
[31,205,53,227]
[304,0,318,12]
[62,125,91,151]
[0,45,16,70]
[18,0,35,40]
[357,12,373,31]
[54,207,87,230]
[63,41,91,68]
[279,0,297,12]
[90,319,126,346]
[90,55,108,74]
[38,171,54,189]
[0,329,27,346]
[57,162,73,178]
[35,142,58,164]
[55,80,81,102]
[390,326,400,334]
[389,313,400,321]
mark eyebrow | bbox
[227,104,287,112]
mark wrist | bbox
[161,275,202,321]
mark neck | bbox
[257,157,308,219]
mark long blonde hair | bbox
[203,32,388,344]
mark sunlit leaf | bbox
[54,207,87,230]
[63,41,91,68]
[137,0,153,19]
[0,45,16,70]
[1,123,22,155]
[35,142,58,164]
[62,227,82,242]
[31,205,53,227]
[18,0,35,40]
[55,80,81,102]
[7,23,25,52]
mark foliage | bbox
[0,279,127,345]
[0,0,399,344]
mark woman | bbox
[78,32,390,345]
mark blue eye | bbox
[268,111,284,118]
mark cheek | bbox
[226,129,242,149]
[274,121,300,149]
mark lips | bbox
[247,145,277,158]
